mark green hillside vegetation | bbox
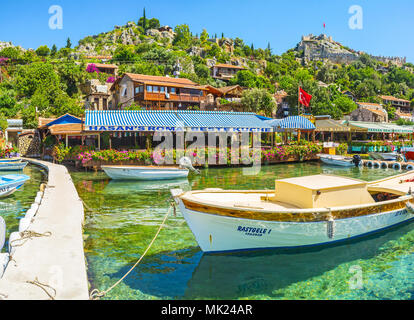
[1,10,414,128]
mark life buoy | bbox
[393,163,402,170]
[373,161,381,168]
[406,164,414,171]
[366,160,373,167]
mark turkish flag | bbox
[299,87,312,107]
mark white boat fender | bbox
[8,232,20,256]
[30,203,40,213]
[326,211,336,240]
[25,208,37,221]
[393,163,402,170]
[380,162,388,169]
[0,216,5,251]
[406,164,414,171]
[37,191,44,198]
[19,217,31,233]
[0,253,10,278]
[34,195,42,204]
[373,161,381,168]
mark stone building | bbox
[350,102,388,123]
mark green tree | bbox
[332,96,357,114]
[35,45,50,57]
[241,88,276,116]
[51,44,57,56]
[148,18,160,29]
[66,37,72,49]
[173,24,192,48]
[200,29,209,44]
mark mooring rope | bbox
[10,231,52,248]
[89,207,172,300]
[26,277,56,300]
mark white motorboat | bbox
[369,152,399,162]
[102,165,190,181]
[319,154,360,167]
[171,173,414,253]
[0,174,30,198]
[0,161,28,171]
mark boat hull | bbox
[102,166,189,181]
[0,175,30,198]
[178,200,414,253]
[320,156,355,167]
[0,162,28,171]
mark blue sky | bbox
[1,0,413,62]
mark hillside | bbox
[1,11,414,128]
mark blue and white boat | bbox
[0,161,28,171]
[319,154,361,167]
[0,158,22,163]
[0,175,30,198]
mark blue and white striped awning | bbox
[85,110,273,133]
[265,116,316,131]
[85,110,182,132]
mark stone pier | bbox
[0,159,89,300]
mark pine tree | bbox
[66,37,72,49]
[51,44,57,56]
[143,8,147,31]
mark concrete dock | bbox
[0,159,89,300]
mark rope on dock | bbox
[9,231,52,248]
[89,206,172,300]
[26,277,56,300]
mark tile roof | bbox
[380,95,410,103]
[213,63,245,69]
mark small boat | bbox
[0,161,28,171]
[401,147,414,161]
[0,158,22,163]
[0,174,30,198]
[102,166,189,181]
[171,173,414,253]
[369,152,399,161]
[319,154,361,167]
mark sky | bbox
[1,0,413,62]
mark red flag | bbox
[299,87,312,107]
[323,23,326,29]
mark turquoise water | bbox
[71,162,414,300]
[0,165,47,252]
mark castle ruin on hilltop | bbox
[297,34,406,66]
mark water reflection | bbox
[108,221,414,300]
[104,179,191,194]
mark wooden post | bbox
[98,134,101,150]
[65,135,69,148]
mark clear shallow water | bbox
[71,162,414,300]
[0,165,47,252]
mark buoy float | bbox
[366,160,373,167]
[8,232,20,256]
[373,161,381,168]
[18,217,31,233]
[0,253,10,278]
[380,162,388,169]
[25,208,37,221]
[0,217,5,252]
[393,163,402,170]
[406,164,414,171]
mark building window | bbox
[160,87,165,93]
[122,86,128,97]
[103,98,107,109]
[170,87,176,94]
[153,86,159,93]
[147,85,153,92]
